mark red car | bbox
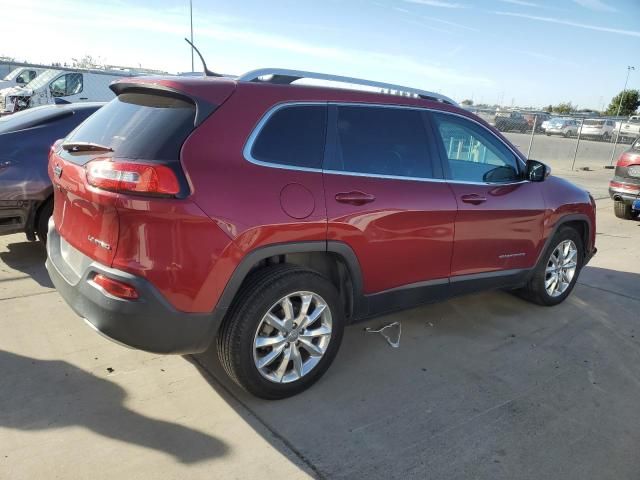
[46,69,597,399]
[609,138,640,219]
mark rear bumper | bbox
[609,183,640,205]
[45,219,222,354]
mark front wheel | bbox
[217,264,344,399]
[517,227,583,306]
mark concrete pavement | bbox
[1,189,639,479]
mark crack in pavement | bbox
[0,290,56,302]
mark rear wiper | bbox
[61,141,113,153]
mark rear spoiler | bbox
[109,82,217,127]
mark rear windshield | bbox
[64,91,196,161]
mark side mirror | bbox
[525,160,550,182]
[16,77,25,84]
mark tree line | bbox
[460,89,639,117]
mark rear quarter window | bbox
[249,105,327,170]
[63,91,196,162]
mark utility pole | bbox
[190,0,194,72]
[608,65,636,167]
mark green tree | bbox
[552,102,575,114]
[544,104,553,113]
[605,89,640,117]
[461,99,473,106]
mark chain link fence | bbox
[470,107,637,170]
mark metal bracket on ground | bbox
[365,321,402,348]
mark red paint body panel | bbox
[448,182,546,275]
[49,76,597,320]
[616,151,640,168]
[323,173,456,293]
[49,152,120,266]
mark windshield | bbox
[550,118,566,125]
[583,120,604,126]
[2,68,22,81]
[24,69,61,90]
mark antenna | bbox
[184,38,222,77]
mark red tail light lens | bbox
[86,159,180,195]
[93,274,139,300]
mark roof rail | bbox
[237,68,457,106]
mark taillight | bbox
[85,159,180,195]
[93,274,139,300]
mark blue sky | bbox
[1,0,638,109]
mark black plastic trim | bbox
[535,213,595,266]
[46,221,218,354]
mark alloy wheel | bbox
[253,291,333,383]
[545,240,578,297]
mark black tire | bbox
[217,264,345,399]
[614,200,633,220]
[36,199,53,245]
[517,226,584,306]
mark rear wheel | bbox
[517,227,583,306]
[36,199,53,245]
[563,130,570,138]
[217,264,344,399]
[614,200,633,220]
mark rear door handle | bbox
[79,97,88,100]
[460,194,487,205]
[335,191,376,206]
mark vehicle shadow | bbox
[189,268,640,479]
[0,350,228,464]
[0,240,53,288]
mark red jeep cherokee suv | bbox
[46,69,597,399]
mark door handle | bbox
[335,191,376,206]
[79,97,88,100]
[460,194,487,205]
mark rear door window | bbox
[249,105,327,169]
[62,91,196,164]
[330,105,436,179]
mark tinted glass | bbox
[64,92,195,162]
[433,113,520,183]
[334,106,433,179]
[251,105,326,169]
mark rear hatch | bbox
[49,79,234,266]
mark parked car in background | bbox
[0,67,149,114]
[0,102,103,242]
[46,70,596,399]
[544,117,578,137]
[0,67,47,90]
[494,110,529,132]
[523,112,549,132]
[579,119,616,141]
[609,138,640,219]
[615,115,640,143]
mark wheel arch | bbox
[216,241,366,324]
[537,214,592,266]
